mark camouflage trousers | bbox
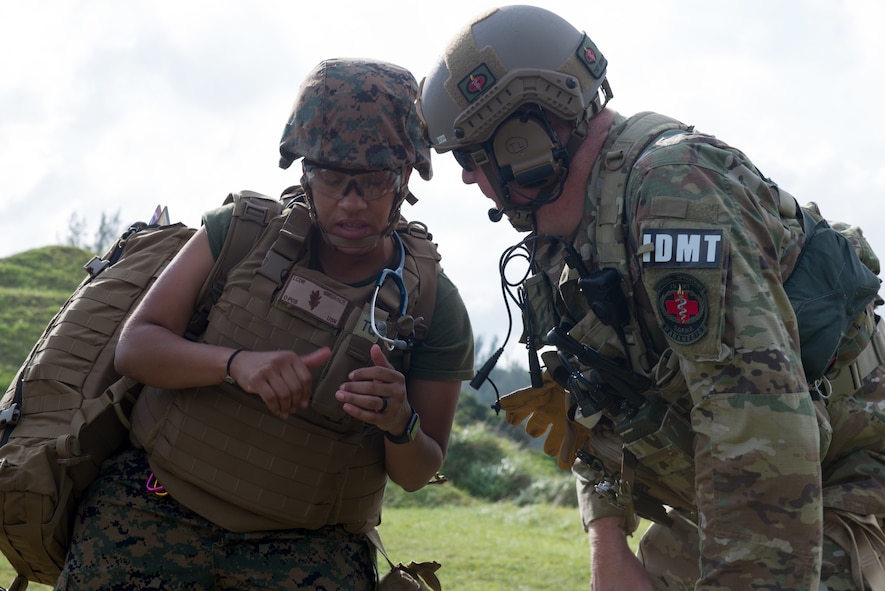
[54,447,376,591]
[636,510,865,590]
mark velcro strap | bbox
[824,509,885,591]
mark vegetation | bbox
[0,246,95,387]
[378,503,590,590]
[63,209,123,255]
[0,244,616,589]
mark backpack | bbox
[0,190,282,588]
[784,206,881,382]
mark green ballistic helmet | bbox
[280,58,432,180]
[417,5,611,153]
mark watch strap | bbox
[385,410,420,444]
[224,348,244,384]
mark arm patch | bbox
[654,272,709,345]
[640,223,729,361]
[641,229,723,268]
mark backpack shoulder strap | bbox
[586,112,691,372]
[395,219,441,343]
[186,191,283,339]
[595,112,691,270]
[253,199,313,287]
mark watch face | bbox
[406,411,420,440]
[386,410,420,444]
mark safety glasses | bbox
[452,148,480,172]
[303,162,402,201]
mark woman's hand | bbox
[335,344,460,490]
[335,345,411,434]
[229,347,332,419]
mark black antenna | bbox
[470,347,504,391]
[519,286,544,388]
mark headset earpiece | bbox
[491,112,564,189]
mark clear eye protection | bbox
[303,162,402,201]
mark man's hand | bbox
[588,516,655,591]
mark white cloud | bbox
[2,0,884,355]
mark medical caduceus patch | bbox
[654,272,708,344]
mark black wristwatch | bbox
[384,410,420,444]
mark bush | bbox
[384,479,476,508]
[442,424,577,507]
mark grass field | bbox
[377,503,589,590]
[0,503,646,590]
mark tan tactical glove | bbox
[497,372,590,470]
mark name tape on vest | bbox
[641,229,723,268]
[277,274,350,328]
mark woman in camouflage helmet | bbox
[55,58,474,590]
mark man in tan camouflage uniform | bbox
[54,58,474,590]
[417,5,885,590]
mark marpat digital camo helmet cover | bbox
[279,58,432,247]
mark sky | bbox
[2,0,884,364]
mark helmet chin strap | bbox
[302,178,409,250]
[479,159,567,233]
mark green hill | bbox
[0,246,95,388]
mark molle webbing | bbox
[394,219,440,342]
[591,112,690,374]
[564,114,700,525]
[132,203,442,532]
[187,191,284,340]
[594,113,690,267]
[134,385,386,532]
[0,222,197,585]
[0,192,282,585]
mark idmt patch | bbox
[655,273,708,345]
